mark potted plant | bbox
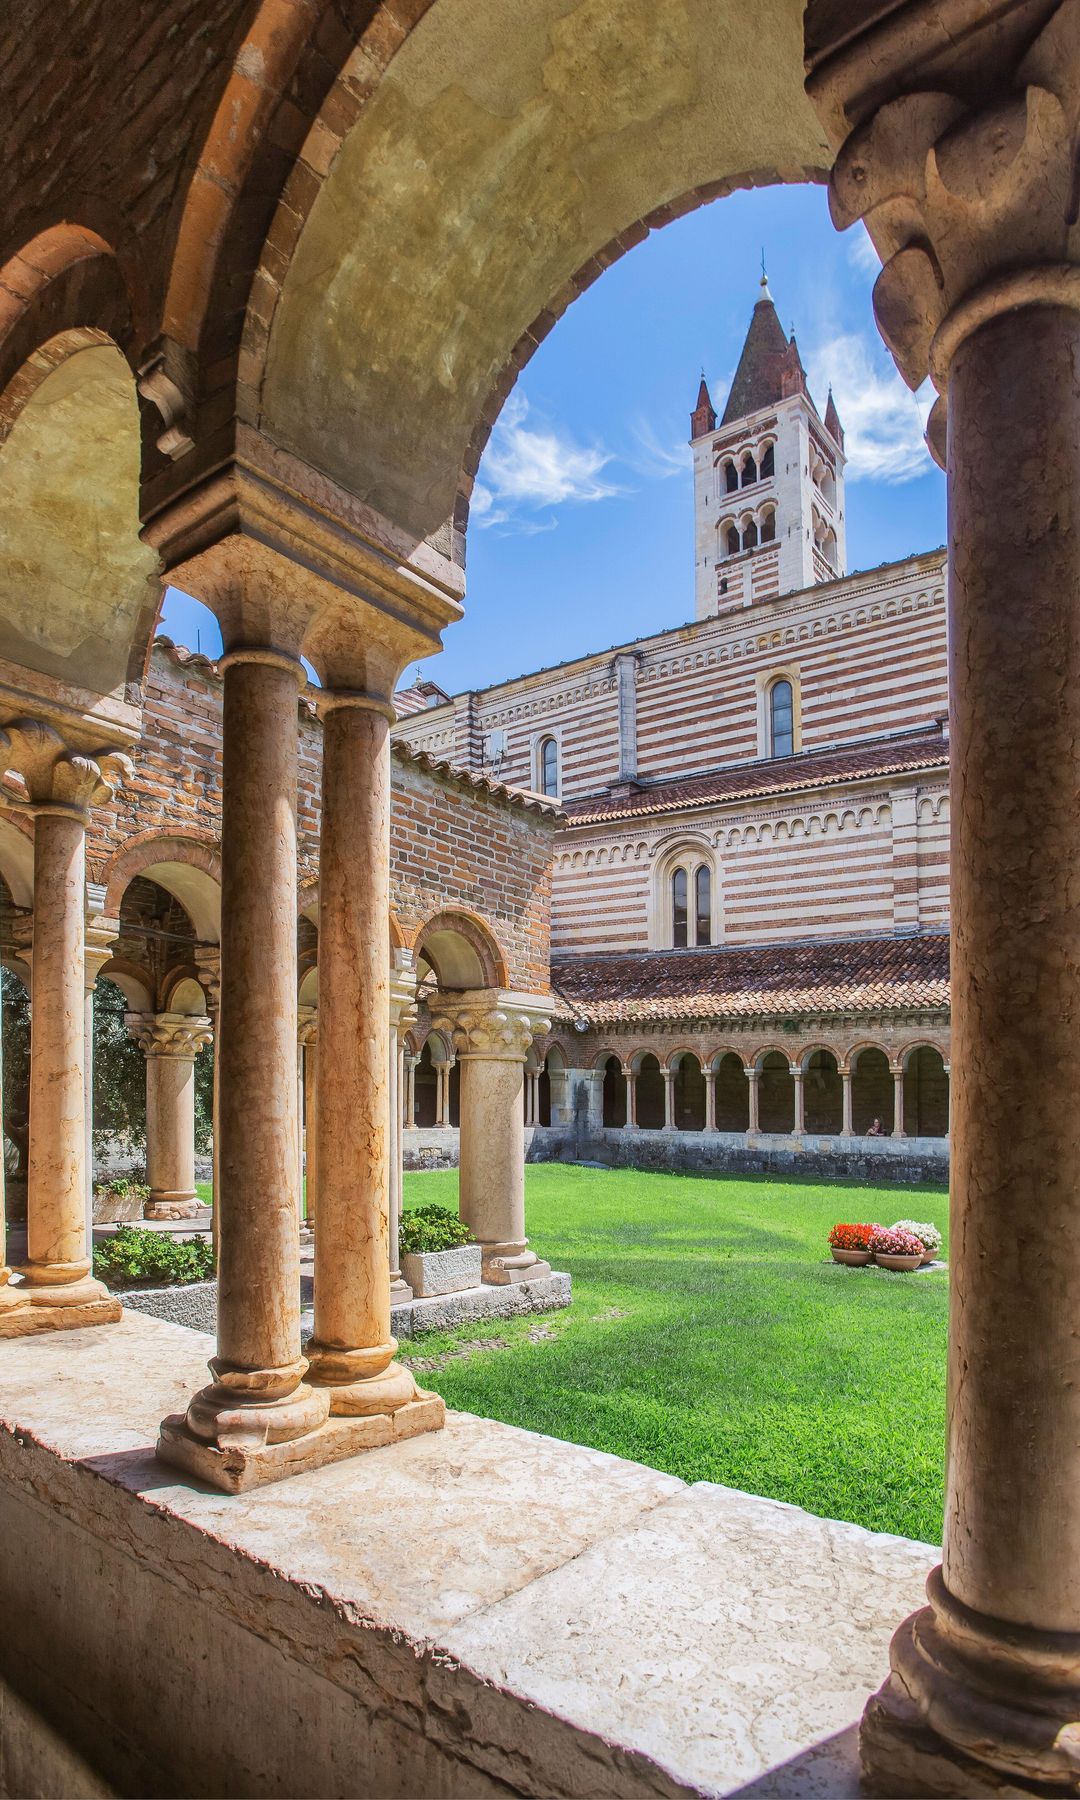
[869,1225,925,1272]
[399,1204,481,1298]
[827,1221,878,1266]
[893,1219,943,1266]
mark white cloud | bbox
[807,332,935,485]
[846,224,883,279]
[628,417,692,481]
[472,391,623,532]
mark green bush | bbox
[94,1175,151,1210]
[93,1225,214,1290]
[398,1204,473,1257]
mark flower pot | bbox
[874,1252,923,1272]
[401,1243,482,1298]
[831,1247,871,1265]
[920,1251,935,1267]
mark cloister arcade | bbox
[0,0,1077,1793]
[596,1041,949,1139]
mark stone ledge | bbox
[0,1312,935,1798]
[120,1280,217,1333]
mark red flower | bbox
[828,1221,879,1251]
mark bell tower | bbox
[691,275,847,619]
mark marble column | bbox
[127,1013,213,1219]
[434,990,552,1285]
[389,961,417,1307]
[84,902,119,1244]
[840,1067,853,1138]
[661,1067,676,1131]
[891,1068,905,1139]
[625,1070,638,1129]
[297,1007,318,1227]
[403,1051,416,1129]
[159,649,330,1478]
[812,5,1080,1786]
[704,1067,717,1133]
[305,696,430,1424]
[792,1066,805,1136]
[435,1058,451,1128]
[747,1067,760,1134]
[0,723,130,1335]
[193,947,221,1246]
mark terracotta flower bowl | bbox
[874,1252,923,1272]
[831,1247,872,1266]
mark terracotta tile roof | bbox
[564,729,948,826]
[551,932,950,1027]
[721,292,794,424]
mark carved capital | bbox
[432,989,552,1062]
[1,719,133,817]
[297,1004,318,1049]
[192,947,221,1015]
[126,1011,213,1058]
[390,962,418,1037]
[813,1,1080,445]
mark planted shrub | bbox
[893,1219,942,1257]
[398,1204,474,1257]
[94,1175,150,1210]
[93,1225,214,1290]
[827,1221,879,1252]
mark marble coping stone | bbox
[0,1311,935,1797]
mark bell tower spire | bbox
[691,274,848,619]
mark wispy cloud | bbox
[846,225,883,279]
[808,331,934,485]
[627,416,692,481]
[472,392,623,533]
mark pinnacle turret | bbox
[690,371,716,439]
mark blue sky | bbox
[161,183,945,693]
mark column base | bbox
[482,1245,553,1286]
[861,1680,1068,1798]
[144,1194,202,1221]
[0,1288,122,1337]
[304,1341,433,1418]
[158,1389,445,1493]
[390,1277,414,1306]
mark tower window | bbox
[769,679,794,758]
[539,736,559,797]
[741,454,757,487]
[672,867,688,948]
[760,443,775,478]
[724,460,739,493]
[742,519,758,552]
[761,509,776,544]
[695,865,711,946]
[726,524,740,556]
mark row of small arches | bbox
[718,443,775,491]
[720,507,777,556]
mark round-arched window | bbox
[769,679,794,758]
[672,867,689,948]
[695,865,711,945]
[539,736,559,797]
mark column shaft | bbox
[840,1069,853,1137]
[747,1070,760,1133]
[792,1069,805,1135]
[891,1070,905,1138]
[307,703,416,1413]
[662,1070,675,1130]
[459,1054,550,1283]
[704,1070,717,1133]
[146,1052,198,1213]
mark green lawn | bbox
[401,1164,949,1545]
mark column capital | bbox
[389,957,419,1035]
[0,719,132,819]
[808,1,1080,458]
[126,1011,213,1059]
[432,989,552,1061]
[192,945,221,1015]
[297,1004,318,1049]
[85,888,121,988]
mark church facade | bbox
[395,284,952,1174]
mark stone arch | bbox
[671,1049,705,1132]
[0,812,35,910]
[900,1043,950,1139]
[236,0,826,552]
[602,1053,627,1128]
[712,1050,749,1132]
[633,1050,665,1132]
[801,1046,842,1135]
[98,956,154,1013]
[850,1043,893,1136]
[0,228,134,422]
[756,1047,795,1134]
[413,909,508,991]
[103,835,223,943]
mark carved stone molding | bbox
[809,1,1080,457]
[126,1012,213,1059]
[432,990,553,1062]
[297,1004,318,1050]
[1,719,133,818]
[192,946,221,1015]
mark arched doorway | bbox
[803,1049,842,1135]
[673,1052,706,1130]
[602,1055,626,1128]
[635,1053,665,1131]
[851,1046,893,1136]
[758,1051,795,1134]
[713,1052,749,1132]
[903,1046,949,1138]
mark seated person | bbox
[865,1116,886,1137]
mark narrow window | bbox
[741,454,757,487]
[695,865,711,946]
[760,443,775,478]
[769,679,794,758]
[724,460,739,493]
[726,525,740,555]
[672,867,688,948]
[742,519,758,551]
[539,736,559,797]
[761,509,776,543]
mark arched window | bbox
[742,519,758,551]
[760,443,775,479]
[761,509,776,543]
[694,865,711,945]
[539,736,559,797]
[724,460,739,493]
[726,524,740,555]
[741,454,757,487]
[769,679,794,758]
[672,867,688,948]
